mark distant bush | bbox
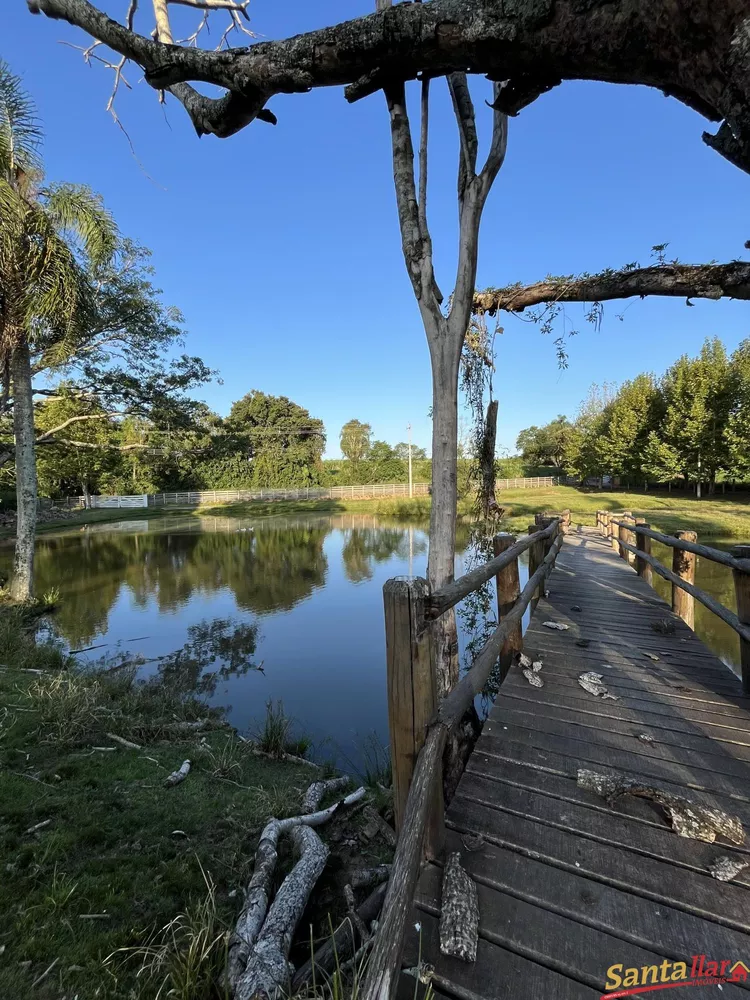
[373,497,430,520]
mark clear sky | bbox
[4,0,749,457]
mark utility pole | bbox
[407,423,413,498]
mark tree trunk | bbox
[480,399,499,519]
[10,340,37,602]
[82,482,91,509]
[427,328,461,697]
[697,480,702,499]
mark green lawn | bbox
[496,485,750,538]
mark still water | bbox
[0,516,741,765]
[0,515,495,767]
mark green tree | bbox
[593,374,660,485]
[225,390,325,488]
[0,60,117,598]
[516,416,572,467]
[394,441,427,462]
[642,431,681,484]
[660,338,733,495]
[725,339,750,481]
[339,419,372,464]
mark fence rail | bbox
[496,476,559,489]
[596,509,750,692]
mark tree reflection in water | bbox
[154,617,263,697]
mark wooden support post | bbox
[635,520,652,586]
[671,530,697,629]
[383,577,444,856]
[731,545,750,695]
[493,533,522,683]
[619,514,635,563]
[528,523,545,611]
[601,510,610,538]
[610,513,620,552]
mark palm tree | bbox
[0,59,117,599]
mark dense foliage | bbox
[516,338,750,493]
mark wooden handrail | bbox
[609,518,750,574]
[425,519,559,620]
[616,537,750,644]
[362,530,564,1000]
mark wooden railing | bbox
[596,510,750,694]
[360,508,571,1000]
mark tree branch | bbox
[473,260,750,315]
[34,412,113,443]
[27,0,750,172]
[447,72,478,196]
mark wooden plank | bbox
[447,794,750,929]
[491,695,750,758]
[456,769,750,882]
[433,829,750,984]
[413,864,693,994]
[399,907,600,1000]
[476,725,750,800]
[469,737,750,823]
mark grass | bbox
[254,699,312,759]
[494,485,750,538]
[0,609,323,1000]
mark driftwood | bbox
[578,769,745,844]
[292,882,387,990]
[349,865,392,891]
[106,732,141,750]
[228,778,366,997]
[361,806,397,848]
[439,853,478,963]
[164,760,191,787]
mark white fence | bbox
[40,476,564,511]
[495,476,560,489]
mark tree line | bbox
[516,337,750,494]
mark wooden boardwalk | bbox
[404,525,750,999]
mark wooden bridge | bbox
[360,513,750,1000]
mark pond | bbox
[0,514,511,769]
[0,516,742,768]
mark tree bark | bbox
[480,399,499,519]
[10,340,37,602]
[29,0,750,175]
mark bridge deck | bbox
[404,526,750,999]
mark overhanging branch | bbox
[473,261,750,315]
[27,0,750,172]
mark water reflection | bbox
[154,617,262,697]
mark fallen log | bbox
[227,778,366,996]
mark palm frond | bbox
[0,60,42,180]
[42,183,118,269]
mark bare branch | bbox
[473,260,750,315]
[478,81,508,195]
[168,0,249,14]
[152,0,173,43]
[417,77,429,240]
[447,72,478,193]
[37,438,155,451]
[34,413,114,444]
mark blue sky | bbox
[4,0,749,457]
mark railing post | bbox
[383,577,444,857]
[610,513,620,552]
[596,509,602,532]
[528,522,547,611]
[672,530,697,628]
[619,512,635,563]
[731,545,750,695]
[601,510,610,538]
[635,520,653,586]
[493,533,522,682]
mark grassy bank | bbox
[495,485,750,538]
[0,608,385,999]
[22,486,750,540]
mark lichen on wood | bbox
[577,768,745,845]
[439,853,479,963]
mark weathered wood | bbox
[426,521,556,620]
[617,537,750,644]
[611,519,750,574]
[732,545,750,697]
[618,513,636,564]
[672,530,697,628]
[609,510,619,551]
[527,523,545,612]
[493,532,522,680]
[383,577,442,853]
[635,519,652,585]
